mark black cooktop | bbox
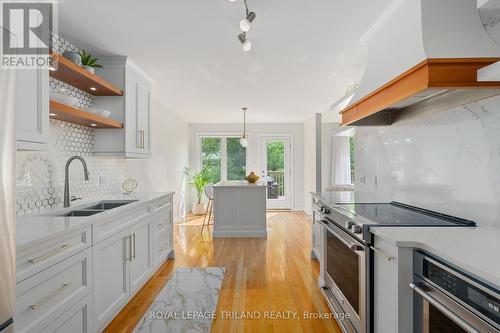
[334,201,476,227]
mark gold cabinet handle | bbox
[128,234,133,261]
[30,282,71,310]
[132,233,136,260]
[29,244,71,263]
[136,130,145,149]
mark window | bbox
[201,137,222,184]
[226,138,246,180]
[199,136,247,183]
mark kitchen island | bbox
[212,181,267,237]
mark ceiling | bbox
[58,0,393,123]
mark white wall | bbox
[303,116,316,215]
[126,99,189,220]
[354,95,500,227]
[188,123,305,211]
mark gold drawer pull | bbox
[30,282,72,310]
[29,244,71,263]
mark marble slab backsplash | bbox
[354,94,500,227]
[16,34,127,216]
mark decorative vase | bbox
[245,171,260,184]
[192,202,206,215]
[81,65,94,74]
[62,51,81,65]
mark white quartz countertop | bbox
[213,180,266,188]
[371,226,500,289]
[16,192,174,250]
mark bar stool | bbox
[201,184,214,234]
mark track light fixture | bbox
[234,0,256,51]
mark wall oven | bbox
[412,251,500,333]
[320,218,371,333]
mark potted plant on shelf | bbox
[183,165,210,215]
[79,50,102,74]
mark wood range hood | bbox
[340,58,500,126]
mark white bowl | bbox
[97,109,111,118]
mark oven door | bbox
[411,279,499,333]
[321,219,369,333]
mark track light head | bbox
[238,33,252,51]
[239,11,256,32]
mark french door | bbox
[261,136,292,209]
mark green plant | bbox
[183,165,210,204]
[79,50,102,68]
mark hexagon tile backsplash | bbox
[16,33,127,216]
[16,120,127,216]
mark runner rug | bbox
[134,267,225,333]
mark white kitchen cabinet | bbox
[92,227,130,332]
[129,217,153,296]
[15,68,49,151]
[372,235,413,333]
[93,57,152,158]
[15,247,92,333]
[152,205,173,268]
[39,293,93,333]
[93,214,154,331]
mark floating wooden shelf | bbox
[50,100,123,129]
[340,58,500,126]
[49,51,123,96]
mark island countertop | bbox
[213,180,267,188]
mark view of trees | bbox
[266,141,284,171]
[201,138,221,184]
[226,138,246,180]
[201,137,246,183]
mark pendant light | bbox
[240,107,248,148]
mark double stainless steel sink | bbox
[50,200,138,217]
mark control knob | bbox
[323,207,331,214]
[351,224,363,234]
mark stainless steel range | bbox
[313,196,476,333]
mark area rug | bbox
[134,267,225,333]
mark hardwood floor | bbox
[103,211,341,333]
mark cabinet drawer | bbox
[39,293,92,333]
[153,208,172,233]
[151,196,172,214]
[15,247,92,333]
[17,226,91,282]
[93,205,149,244]
[153,233,170,263]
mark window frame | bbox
[197,133,249,182]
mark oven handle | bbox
[320,219,364,252]
[409,282,481,333]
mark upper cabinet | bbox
[15,68,49,151]
[93,57,152,158]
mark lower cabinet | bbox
[16,195,174,333]
[129,218,153,296]
[39,294,93,333]
[15,248,92,333]
[93,214,154,331]
[92,227,131,331]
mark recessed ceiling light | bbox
[49,113,57,116]
[90,123,97,127]
[90,87,97,91]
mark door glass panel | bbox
[428,303,467,333]
[226,138,246,180]
[201,137,222,183]
[326,229,360,314]
[265,141,285,200]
